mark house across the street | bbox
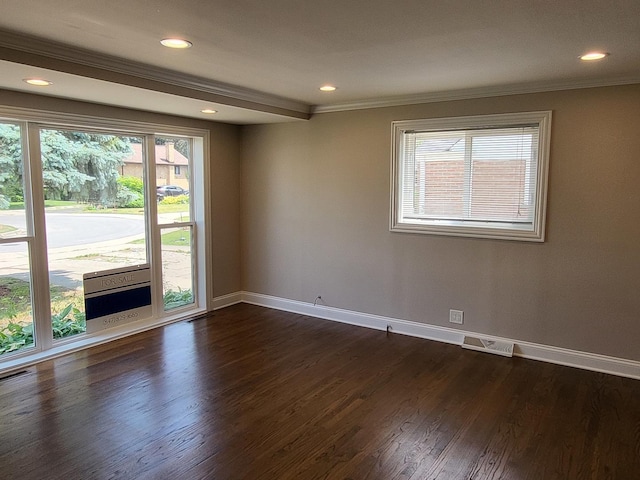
[121,142,189,190]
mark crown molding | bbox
[3,29,639,120]
[0,29,311,120]
[312,76,640,114]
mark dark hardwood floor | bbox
[1,303,639,479]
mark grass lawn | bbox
[9,200,79,209]
[159,229,191,245]
[82,204,189,216]
[157,203,190,215]
[7,201,188,216]
[130,228,191,246]
[0,277,83,328]
[0,277,31,321]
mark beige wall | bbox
[0,89,242,298]
[4,85,638,361]
[241,84,640,361]
[210,121,242,297]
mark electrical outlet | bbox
[449,309,464,325]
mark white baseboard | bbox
[240,291,640,380]
[212,291,243,310]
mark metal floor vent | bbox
[462,336,514,357]
[0,369,29,382]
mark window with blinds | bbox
[391,111,551,241]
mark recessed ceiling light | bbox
[200,109,217,114]
[160,38,193,49]
[319,85,337,92]
[24,78,53,86]
[580,51,609,61]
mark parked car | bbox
[157,185,189,200]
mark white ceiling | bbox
[0,0,639,124]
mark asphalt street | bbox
[0,211,146,251]
[1,210,191,291]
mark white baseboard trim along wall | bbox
[212,291,244,310]
[213,291,640,380]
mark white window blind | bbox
[391,112,551,241]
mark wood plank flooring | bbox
[1,303,639,479]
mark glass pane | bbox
[39,129,147,339]
[161,226,194,311]
[469,130,537,222]
[408,127,537,222]
[0,122,27,239]
[0,243,34,356]
[155,137,190,225]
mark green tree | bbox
[0,123,24,208]
[39,130,132,205]
[1,126,132,208]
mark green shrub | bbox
[0,288,198,354]
[116,185,143,208]
[116,176,145,208]
[117,176,144,194]
[0,303,86,355]
[160,194,189,205]
[51,304,86,338]
[164,288,193,310]
[0,321,32,354]
[124,193,144,208]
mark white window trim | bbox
[390,111,552,242]
[0,105,213,373]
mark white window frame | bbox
[390,111,551,242]
[0,106,212,373]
